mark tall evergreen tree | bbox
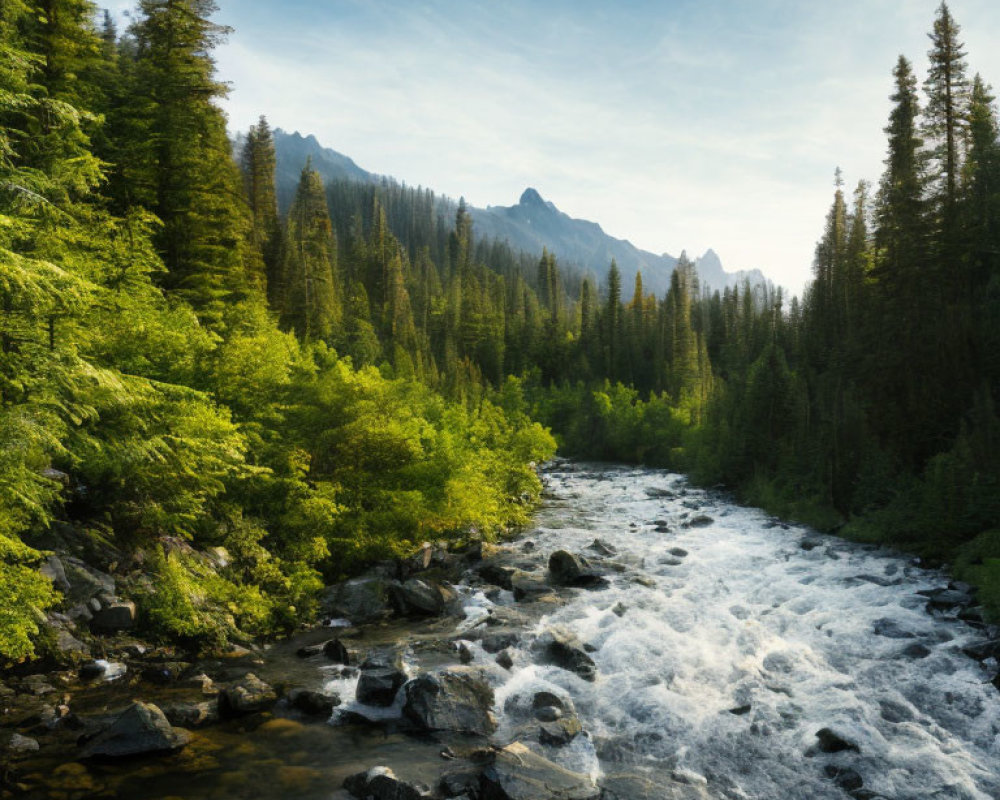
[241,115,281,295]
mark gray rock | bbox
[814,727,860,754]
[480,741,600,799]
[482,632,519,653]
[683,515,714,528]
[344,766,430,800]
[393,578,459,616]
[539,715,582,746]
[925,588,974,611]
[357,667,407,707]
[962,638,1000,661]
[61,557,116,607]
[599,772,712,799]
[3,732,40,755]
[323,577,399,624]
[535,705,561,722]
[511,571,553,601]
[219,673,277,715]
[825,764,864,792]
[79,701,189,758]
[458,642,474,664]
[535,628,597,682]
[872,618,915,639]
[90,600,136,632]
[324,638,351,664]
[478,563,516,590]
[402,667,497,735]
[162,701,219,729]
[287,688,340,716]
[548,551,609,589]
[587,539,617,557]
[495,649,514,670]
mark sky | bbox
[114,0,1000,296]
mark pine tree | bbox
[281,164,339,341]
[241,115,281,295]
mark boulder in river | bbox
[478,563,516,590]
[287,688,340,716]
[79,701,190,759]
[89,600,136,632]
[511,570,554,601]
[534,627,597,682]
[402,666,497,735]
[813,727,861,754]
[392,578,460,617]
[683,515,714,528]
[322,577,399,624]
[219,673,277,716]
[344,766,430,800]
[480,741,600,799]
[357,655,408,707]
[548,551,610,589]
[162,700,219,729]
[587,539,617,557]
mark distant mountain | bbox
[267,131,766,294]
[271,129,375,210]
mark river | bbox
[15,462,1000,799]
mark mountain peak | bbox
[519,187,546,207]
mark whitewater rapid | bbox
[470,463,1000,799]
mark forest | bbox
[1,0,998,663]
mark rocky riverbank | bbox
[3,460,1000,799]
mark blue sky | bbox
[119,0,1000,295]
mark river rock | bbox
[962,638,1000,661]
[287,688,340,716]
[534,628,597,682]
[496,649,514,670]
[219,673,277,715]
[599,772,712,799]
[344,766,431,800]
[683,515,714,528]
[402,667,497,735]
[825,764,864,792]
[813,727,860,754]
[162,700,219,729]
[481,632,519,653]
[925,588,974,612]
[478,563,516,590]
[79,701,190,758]
[393,578,459,616]
[588,538,617,556]
[323,577,399,624]
[2,732,40,756]
[357,663,407,707]
[548,551,609,589]
[480,741,600,799]
[89,600,136,632]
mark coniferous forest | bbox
[2,0,999,671]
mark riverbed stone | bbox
[480,741,600,800]
[813,727,861,754]
[402,666,497,735]
[393,578,459,616]
[511,570,553,600]
[357,665,407,707]
[588,538,617,556]
[478,563,516,590]
[323,577,399,624]
[287,688,340,716]
[683,515,714,528]
[162,700,219,729]
[535,628,597,682]
[219,673,277,715]
[89,600,136,632]
[344,766,430,800]
[548,551,609,589]
[79,701,190,758]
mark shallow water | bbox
[13,462,1000,799]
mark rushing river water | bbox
[476,462,1000,799]
[17,462,1000,799]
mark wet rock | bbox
[287,688,340,716]
[19,674,57,695]
[324,638,351,664]
[548,551,609,589]
[535,705,562,722]
[654,524,671,533]
[357,665,407,707]
[344,766,431,800]
[800,538,823,551]
[658,557,684,567]
[814,727,860,754]
[79,701,190,758]
[599,772,712,799]
[402,667,497,735]
[458,642,474,664]
[495,649,514,670]
[728,704,752,715]
[466,540,499,562]
[539,715,582,746]
[2,732,40,755]
[486,607,529,628]
[140,661,192,685]
[480,741,600,799]
[478,563,516,590]
[89,600,136,632]
[481,632,519,653]
[61,557,115,607]
[219,674,277,715]
[588,539,617,557]
[511,571,553,601]
[668,547,688,557]
[923,587,974,611]
[644,487,673,498]
[393,578,460,616]
[872,618,915,639]
[962,638,1000,661]
[322,577,399,624]
[441,769,481,798]
[825,765,864,792]
[683,515,714,528]
[51,622,90,659]
[535,628,597,682]
[162,700,219,729]
[632,576,657,588]
[901,642,932,659]
[612,602,628,617]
